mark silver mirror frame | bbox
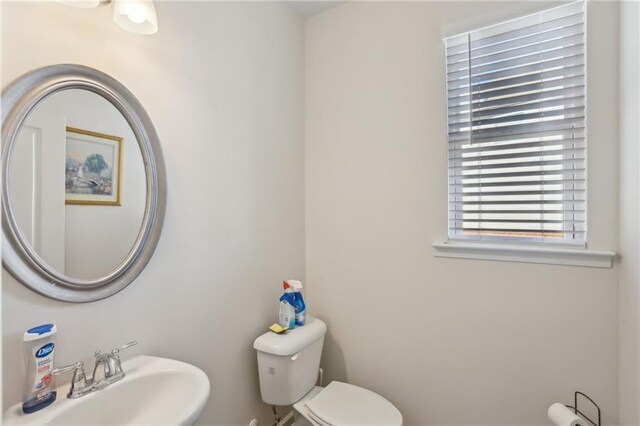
[2,64,166,302]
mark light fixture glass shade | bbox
[113,0,158,35]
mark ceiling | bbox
[287,1,346,18]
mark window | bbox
[445,1,586,245]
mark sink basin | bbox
[4,356,210,425]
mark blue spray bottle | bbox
[287,280,306,326]
[279,282,296,330]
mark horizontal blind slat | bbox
[449,209,586,214]
[449,139,585,155]
[447,44,584,79]
[447,33,584,72]
[447,65,584,98]
[447,22,584,63]
[457,202,585,207]
[449,158,584,173]
[447,54,584,87]
[470,2,583,44]
[450,190,583,196]
[445,8,584,54]
[451,179,584,189]
[448,106,584,134]
[448,117,584,142]
[448,74,584,103]
[449,148,584,164]
[450,219,582,225]
[451,228,585,234]
[448,96,585,123]
[474,75,584,102]
[448,129,584,147]
[448,86,585,113]
[450,170,586,180]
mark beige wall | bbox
[1,2,304,424]
[618,1,640,424]
[305,2,619,425]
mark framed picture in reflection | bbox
[65,127,123,206]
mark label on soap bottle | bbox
[31,343,54,399]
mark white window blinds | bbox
[445,1,586,244]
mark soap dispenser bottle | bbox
[22,324,57,414]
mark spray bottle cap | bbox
[287,280,303,290]
[283,281,294,292]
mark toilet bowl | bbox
[253,318,403,426]
[293,382,402,426]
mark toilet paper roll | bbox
[548,403,583,426]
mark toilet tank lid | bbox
[254,317,327,356]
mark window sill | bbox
[432,241,615,268]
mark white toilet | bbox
[253,318,403,426]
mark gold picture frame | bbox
[65,127,123,206]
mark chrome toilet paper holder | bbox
[565,391,601,426]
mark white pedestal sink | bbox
[4,356,210,425]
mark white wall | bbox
[305,2,619,425]
[618,1,640,424]
[1,2,305,424]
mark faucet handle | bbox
[52,361,88,397]
[111,341,137,356]
[52,361,84,376]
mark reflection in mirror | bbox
[10,89,146,281]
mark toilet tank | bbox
[253,318,327,406]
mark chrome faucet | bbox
[52,341,137,399]
[92,341,137,387]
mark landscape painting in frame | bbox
[65,127,122,206]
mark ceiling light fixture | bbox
[113,0,158,35]
[56,0,158,35]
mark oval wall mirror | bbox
[2,64,166,302]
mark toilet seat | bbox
[305,381,402,426]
